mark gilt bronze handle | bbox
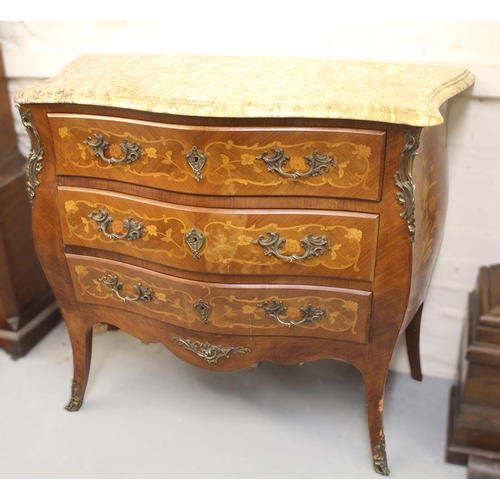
[256,148,336,179]
[253,232,330,262]
[99,275,156,303]
[257,299,326,328]
[88,209,145,241]
[84,134,143,164]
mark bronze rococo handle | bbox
[84,134,143,164]
[88,209,145,241]
[99,274,156,303]
[253,232,330,262]
[257,299,326,328]
[256,148,336,179]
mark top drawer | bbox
[49,114,386,201]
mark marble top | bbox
[14,54,474,127]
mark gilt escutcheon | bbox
[184,227,206,261]
[193,299,212,324]
[185,146,207,182]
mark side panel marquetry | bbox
[404,121,450,319]
[67,255,372,344]
[58,187,379,281]
[49,114,386,201]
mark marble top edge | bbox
[14,54,475,127]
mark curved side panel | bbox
[403,103,450,329]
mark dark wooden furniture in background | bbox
[14,55,473,475]
[446,263,500,477]
[0,48,61,358]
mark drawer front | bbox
[59,187,379,282]
[67,255,372,344]
[50,114,386,201]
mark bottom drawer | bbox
[67,255,372,344]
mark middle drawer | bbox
[59,187,379,282]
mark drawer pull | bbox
[256,148,336,179]
[185,146,207,182]
[99,274,156,303]
[184,227,206,260]
[171,336,251,364]
[84,134,143,164]
[258,299,326,328]
[253,232,330,262]
[88,209,145,241]
[193,299,212,324]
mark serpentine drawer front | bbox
[49,114,386,200]
[67,255,372,344]
[58,187,379,281]
[15,54,474,476]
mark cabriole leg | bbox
[64,315,94,412]
[405,302,424,382]
[364,366,390,476]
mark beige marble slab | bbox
[14,54,474,126]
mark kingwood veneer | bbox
[14,55,474,475]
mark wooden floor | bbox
[0,321,467,479]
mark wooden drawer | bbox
[67,255,372,344]
[59,187,379,282]
[49,114,386,201]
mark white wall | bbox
[1,20,499,380]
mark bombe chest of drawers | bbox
[14,55,473,475]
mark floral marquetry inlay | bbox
[420,164,439,265]
[50,116,386,201]
[201,221,365,271]
[203,140,372,190]
[68,259,372,344]
[59,127,372,188]
[63,197,189,259]
[59,191,378,281]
